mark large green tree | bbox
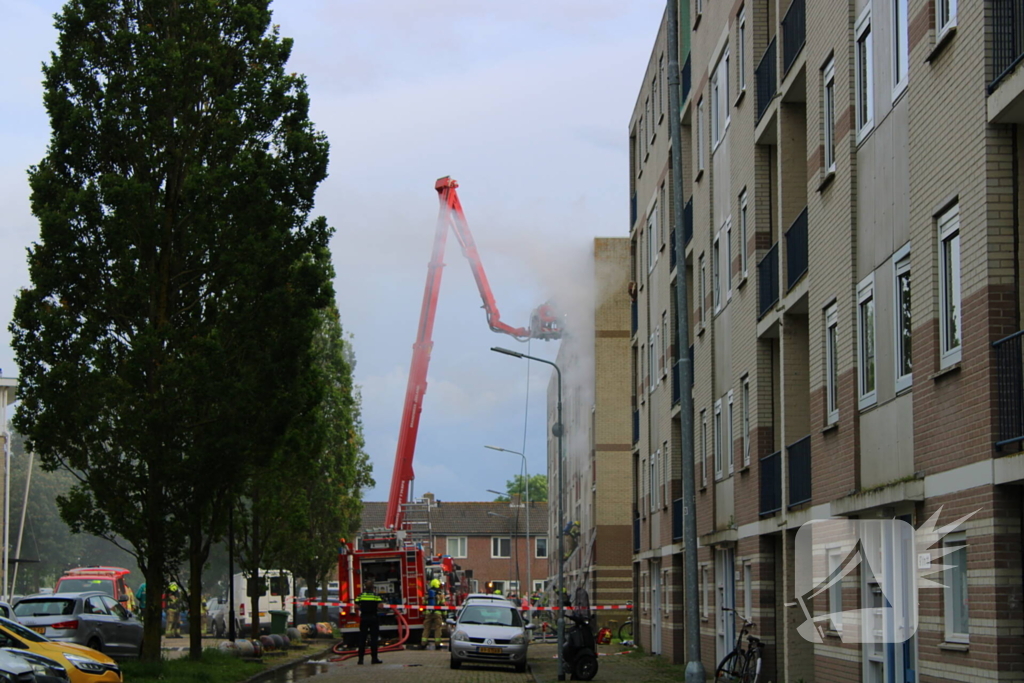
[494,474,548,503]
[11,0,333,660]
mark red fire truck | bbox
[337,178,561,647]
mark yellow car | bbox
[0,616,121,682]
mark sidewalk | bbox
[527,643,684,683]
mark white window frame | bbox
[725,218,733,300]
[532,580,545,594]
[739,190,748,276]
[490,536,511,559]
[655,325,662,381]
[893,0,909,98]
[648,93,655,143]
[738,6,747,93]
[727,390,735,475]
[650,449,659,511]
[824,58,836,172]
[742,377,751,467]
[659,54,666,120]
[535,537,548,558]
[827,547,844,633]
[857,274,877,409]
[936,0,957,40]
[641,115,646,160]
[713,235,722,312]
[894,244,912,392]
[447,536,468,559]
[662,439,670,506]
[662,567,670,615]
[660,182,667,247]
[640,343,646,402]
[711,70,720,149]
[855,8,874,141]
[649,334,656,392]
[697,98,706,174]
[712,48,731,150]
[699,253,707,324]
[648,207,658,272]
[662,312,670,377]
[701,409,708,487]
[939,204,962,367]
[825,303,839,424]
[943,531,969,643]
[714,399,724,480]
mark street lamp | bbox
[491,346,566,681]
[486,445,529,603]
[487,511,515,591]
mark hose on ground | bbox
[329,609,410,662]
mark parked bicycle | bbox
[715,607,764,683]
[617,601,633,642]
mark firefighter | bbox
[165,583,182,638]
[356,580,384,665]
[423,578,444,650]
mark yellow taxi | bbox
[0,616,121,682]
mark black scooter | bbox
[562,613,599,680]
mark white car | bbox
[447,602,533,673]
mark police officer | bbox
[423,578,444,650]
[356,580,384,665]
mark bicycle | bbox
[617,601,634,642]
[715,607,764,683]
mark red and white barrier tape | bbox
[295,600,632,611]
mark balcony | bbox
[991,0,1024,93]
[785,207,808,291]
[760,450,782,516]
[672,361,680,405]
[994,330,1024,452]
[684,197,693,245]
[757,243,779,318]
[633,513,641,553]
[632,408,640,445]
[630,192,637,227]
[682,54,692,105]
[755,37,777,122]
[672,498,683,541]
[670,228,677,271]
[787,435,812,507]
[631,298,638,335]
[781,0,806,77]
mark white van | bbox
[232,569,294,633]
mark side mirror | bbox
[524,623,536,630]
[445,619,456,626]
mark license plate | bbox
[31,627,44,635]
[477,647,502,654]
[259,612,266,617]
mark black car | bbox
[0,647,68,682]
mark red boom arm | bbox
[383,177,562,530]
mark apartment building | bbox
[625,0,1024,681]
[542,238,634,628]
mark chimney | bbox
[510,494,522,507]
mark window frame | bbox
[490,536,512,559]
[447,536,468,559]
[727,390,735,475]
[827,547,844,633]
[855,8,874,141]
[699,253,707,325]
[893,244,912,392]
[739,190,748,277]
[701,409,708,487]
[857,274,877,409]
[650,449,659,512]
[659,53,666,120]
[649,334,656,392]
[714,399,724,480]
[648,206,658,272]
[824,58,836,172]
[893,0,909,98]
[662,312,670,377]
[742,377,751,467]
[938,204,962,367]
[713,235,722,312]
[659,182,667,247]
[738,6,747,93]
[943,531,969,643]
[725,218,733,300]
[825,303,840,424]
[936,0,957,40]
[535,536,548,558]
[697,98,706,174]
[648,91,655,144]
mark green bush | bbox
[119,649,263,683]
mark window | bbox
[943,531,968,642]
[828,548,843,632]
[739,190,748,276]
[894,245,912,392]
[640,343,646,400]
[647,96,654,143]
[655,325,662,379]
[893,0,909,95]
[447,536,468,558]
[649,334,656,392]
[738,7,747,92]
[662,311,670,376]
[639,228,645,277]
[939,205,962,366]
[662,568,670,614]
[659,54,666,118]
[727,391,735,474]
[532,580,545,594]
[640,115,646,160]
[701,565,709,618]
[535,537,548,558]
[711,71,720,148]
[659,182,667,246]
[696,0,703,20]
[858,275,877,409]
[650,449,659,511]
[743,563,752,620]
[936,0,957,38]
[662,439,670,505]
[824,58,836,172]
[725,219,733,300]
[712,49,731,148]
[699,253,707,324]
[713,236,721,311]
[742,377,750,467]
[714,399,723,479]
[648,208,658,272]
[635,127,642,176]
[697,98,705,174]
[491,537,511,558]
[826,303,839,424]
[701,409,708,486]
[855,9,873,138]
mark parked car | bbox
[447,602,533,673]
[0,602,15,622]
[54,569,137,615]
[294,586,339,626]
[13,592,142,659]
[0,648,69,682]
[0,616,121,683]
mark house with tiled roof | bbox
[359,493,549,597]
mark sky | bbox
[0,0,664,503]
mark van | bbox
[232,570,294,634]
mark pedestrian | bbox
[136,583,147,622]
[356,580,384,665]
[165,583,182,638]
[423,579,444,650]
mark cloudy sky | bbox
[0,0,663,503]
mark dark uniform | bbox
[356,590,384,664]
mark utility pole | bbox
[666,0,705,680]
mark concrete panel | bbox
[713,135,732,227]
[874,119,894,269]
[874,264,895,404]
[892,99,910,248]
[856,140,876,282]
[860,392,915,489]
[714,305,732,395]
[715,475,735,531]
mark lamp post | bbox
[487,511,515,591]
[486,445,529,601]
[491,346,566,681]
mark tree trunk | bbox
[188,523,205,660]
[142,564,164,661]
[248,498,261,638]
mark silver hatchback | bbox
[448,603,533,673]
[13,591,143,659]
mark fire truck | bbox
[337,177,562,647]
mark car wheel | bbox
[449,656,461,670]
[87,637,102,653]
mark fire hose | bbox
[330,608,410,662]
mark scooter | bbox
[562,613,599,680]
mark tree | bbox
[11,0,333,660]
[494,474,548,503]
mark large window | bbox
[714,399,724,480]
[697,98,706,174]
[491,537,511,558]
[824,58,836,172]
[893,0,909,95]
[939,205,962,367]
[936,0,957,38]
[725,219,733,300]
[742,377,750,467]
[535,537,548,558]
[858,275,877,409]
[659,54,666,118]
[856,9,873,138]
[739,190,748,276]
[828,548,844,632]
[738,6,747,92]
[825,303,839,424]
[447,536,468,559]
[943,531,968,642]
[713,236,721,312]
[894,245,912,392]
[659,182,667,246]
[701,409,708,486]
[712,49,730,148]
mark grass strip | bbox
[120,649,264,683]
